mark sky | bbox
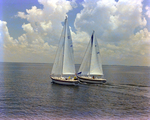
[0,0,150,66]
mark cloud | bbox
[100,28,150,66]
[73,0,150,66]
[0,20,18,47]
[16,0,75,45]
[75,0,147,42]
[22,23,34,33]
[145,6,150,18]
[129,28,150,56]
[71,30,90,63]
[1,0,150,66]
[2,0,75,63]
[17,12,26,19]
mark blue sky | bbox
[0,0,150,66]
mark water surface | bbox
[0,62,149,119]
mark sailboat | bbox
[77,31,106,84]
[50,17,78,86]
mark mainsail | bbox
[78,31,103,76]
[51,17,75,75]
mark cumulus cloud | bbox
[2,0,74,63]
[71,30,90,63]
[145,6,150,18]
[16,0,75,46]
[100,27,150,66]
[0,20,18,47]
[1,0,150,66]
[75,0,147,42]
[17,12,26,19]
[73,0,150,66]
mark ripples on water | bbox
[0,63,150,120]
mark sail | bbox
[78,36,92,75]
[51,17,75,75]
[90,31,103,75]
[78,31,103,76]
[63,18,75,75]
[51,23,65,75]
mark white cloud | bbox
[100,28,150,66]
[75,0,147,42]
[16,0,74,45]
[129,28,150,56]
[22,23,34,33]
[1,0,150,66]
[71,30,90,63]
[145,6,150,18]
[2,0,74,63]
[73,0,150,66]
[17,12,26,19]
[0,20,18,47]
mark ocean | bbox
[0,62,149,120]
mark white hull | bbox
[78,76,106,84]
[50,77,79,86]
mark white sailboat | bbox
[50,17,78,85]
[77,31,106,84]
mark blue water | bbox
[0,62,150,119]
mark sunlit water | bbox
[0,62,150,120]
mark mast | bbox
[62,16,75,75]
[89,31,94,76]
[62,16,67,76]
[90,31,103,75]
[51,17,67,76]
[78,30,103,76]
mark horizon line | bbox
[0,61,149,67]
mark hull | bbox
[50,76,79,86]
[78,76,106,84]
